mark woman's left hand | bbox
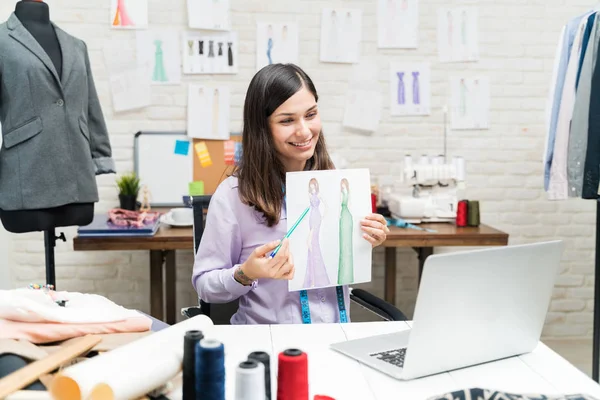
[360,213,390,248]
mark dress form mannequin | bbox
[0,0,106,286]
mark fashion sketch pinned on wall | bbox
[450,76,490,130]
[343,90,382,132]
[377,0,418,48]
[187,0,231,31]
[187,85,231,140]
[108,67,151,112]
[286,169,372,292]
[256,22,299,71]
[110,0,148,29]
[135,30,181,85]
[389,62,431,116]
[320,8,362,64]
[437,8,479,62]
[182,31,238,74]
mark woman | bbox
[192,63,389,324]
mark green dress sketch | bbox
[153,39,168,82]
[337,181,353,285]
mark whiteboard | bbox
[134,131,193,207]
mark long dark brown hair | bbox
[234,64,334,227]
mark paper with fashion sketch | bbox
[110,0,148,29]
[187,0,231,30]
[136,30,181,85]
[320,8,362,64]
[108,67,151,112]
[390,62,431,116]
[343,90,382,132]
[437,7,479,62]
[450,76,490,130]
[377,0,418,48]
[182,31,238,74]
[286,169,372,292]
[187,84,230,140]
[256,22,299,71]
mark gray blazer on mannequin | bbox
[0,13,115,211]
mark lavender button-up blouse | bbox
[192,176,351,325]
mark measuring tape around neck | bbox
[300,287,348,324]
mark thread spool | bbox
[456,200,468,227]
[183,330,204,400]
[235,360,265,400]
[248,351,271,400]
[467,200,480,227]
[196,339,225,400]
[314,396,336,400]
[277,349,308,400]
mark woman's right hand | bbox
[238,238,295,282]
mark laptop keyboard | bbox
[369,348,407,368]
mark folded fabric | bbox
[0,289,142,324]
[428,388,598,400]
[0,316,152,344]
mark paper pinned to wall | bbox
[377,0,419,48]
[182,31,238,74]
[187,0,231,30]
[110,0,148,29]
[320,8,362,64]
[187,85,230,140]
[136,30,182,85]
[389,62,431,116]
[286,169,372,292]
[343,90,382,132]
[450,76,490,130]
[437,7,479,62]
[223,140,235,165]
[256,22,299,71]
[194,141,213,167]
[108,67,151,113]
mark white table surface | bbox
[204,320,600,400]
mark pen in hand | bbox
[269,206,310,258]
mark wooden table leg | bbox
[150,250,164,322]
[414,247,434,285]
[165,250,176,325]
[384,247,397,305]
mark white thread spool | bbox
[235,360,265,400]
[453,156,466,181]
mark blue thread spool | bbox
[195,338,225,400]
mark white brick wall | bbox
[1,0,598,339]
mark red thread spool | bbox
[314,396,336,400]
[277,348,308,400]
[456,200,468,227]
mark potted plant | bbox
[116,172,140,211]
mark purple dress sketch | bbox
[303,179,330,289]
[267,25,274,65]
[397,72,406,105]
[412,71,420,104]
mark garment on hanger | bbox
[544,9,600,200]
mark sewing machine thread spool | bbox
[456,200,468,227]
[467,200,480,227]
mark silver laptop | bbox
[331,240,564,380]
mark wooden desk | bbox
[73,225,193,325]
[73,222,509,324]
[382,223,509,304]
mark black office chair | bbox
[182,196,407,324]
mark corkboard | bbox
[192,136,242,195]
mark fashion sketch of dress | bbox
[152,40,168,82]
[227,42,233,66]
[267,25,274,65]
[337,179,354,285]
[447,11,453,47]
[412,71,420,105]
[303,180,331,289]
[113,0,134,26]
[459,79,468,116]
[397,72,406,105]
[461,10,468,46]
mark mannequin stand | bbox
[44,229,66,288]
